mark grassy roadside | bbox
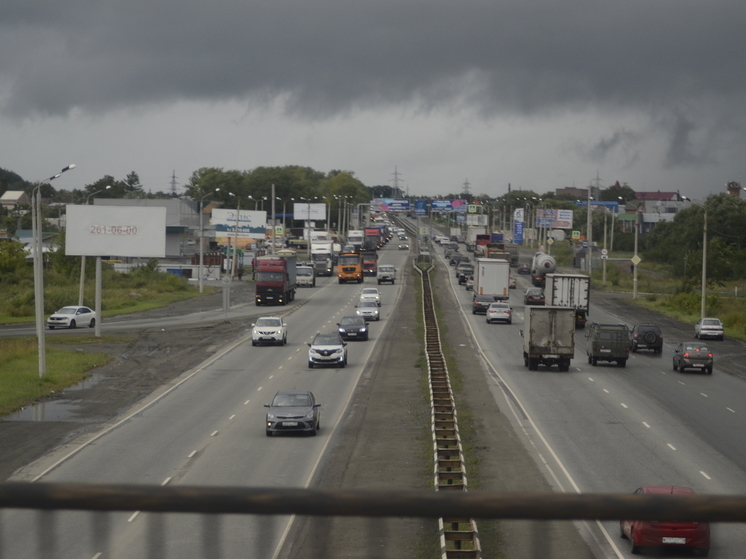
[0,335,133,417]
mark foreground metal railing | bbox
[5,483,745,557]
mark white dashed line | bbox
[210,431,218,437]
[257,387,263,391]
[642,422,651,429]
[244,400,250,405]
[700,393,708,398]
[620,403,628,409]
[92,553,102,559]
[187,450,197,458]
[588,378,594,382]
[667,443,677,451]
[727,407,735,413]
[127,511,139,522]
[229,414,235,420]
[603,389,610,394]
[679,381,686,386]
[161,477,171,486]
[700,471,712,480]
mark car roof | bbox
[640,486,695,495]
[274,389,313,396]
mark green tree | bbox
[0,240,29,276]
[601,181,636,203]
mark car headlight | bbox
[333,348,343,354]
[266,413,276,420]
[304,411,315,419]
[360,327,367,332]
[338,328,345,333]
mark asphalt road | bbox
[436,242,746,558]
[2,246,412,558]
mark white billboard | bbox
[212,208,267,238]
[66,205,166,257]
[293,203,326,221]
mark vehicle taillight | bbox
[683,352,690,358]
[708,353,713,358]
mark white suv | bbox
[251,317,288,346]
[359,287,381,306]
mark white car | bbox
[486,302,512,324]
[307,333,347,368]
[695,317,724,340]
[359,287,381,306]
[356,301,380,321]
[251,316,288,346]
[47,306,97,329]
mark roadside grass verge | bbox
[0,336,122,417]
[0,269,214,325]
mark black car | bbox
[630,324,663,353]
[337,316,369,341]
[450,254,470,266]
[457,265,474,284]
[517,263,531,275]
[472,294,496,314]
[265,390,321,436]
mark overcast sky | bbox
[1,0,743,199]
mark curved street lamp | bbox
[33,164,76,377]
[682,196,708,320]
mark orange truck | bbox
[337,252,363,283]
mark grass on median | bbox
[0,336,126,417]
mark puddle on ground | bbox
[3,372,105,422]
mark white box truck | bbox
[545,273,591,328]
[522,306,575,371]
[474,258,510,300]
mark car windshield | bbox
[527,289,542,296]
[489,303,508,309]
[362,289,378,294]
[55,307,78,315]
[359,301,377,308]
[297,268,313,276]
[272,393,311,407]
[685,344,709,351]
[340,317,365,326]
[379,266,394,272]
[314,335,341,345]
[702,319,720,326]
[256,318,282,327]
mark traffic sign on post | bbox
[601,248,608,256]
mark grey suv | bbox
[630,324,663,354]
[586,322,631,367]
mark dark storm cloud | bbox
[2,1,744,147]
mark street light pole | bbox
[79,185,111,305]
[33,164,76,378]
[682,196,708,319]
[199,188,220,293]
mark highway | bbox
[2,244,411,559]
[433,240,746,558]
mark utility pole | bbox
[391,166,403,198]
[170,170,179,197]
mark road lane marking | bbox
[700,471,712,480]
[188,451,197,458]
[603,389,610,393]
[667,443,677,451]
[701,393,708,398]
[229,414,235,420]
[727,407,735,413]
[127,511,139,522]
[257,386,263,391]
[588,378,594,382]
[620,403,628,409]
[642,422,651,428]
[244,400,250,405]
[210,431,218,437]
[679,381,686,385]
[161,477,171,486]
[92,553,102,559]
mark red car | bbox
[620,486,710,556]
[524,288,545,306]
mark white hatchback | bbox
[359,287,381,306]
